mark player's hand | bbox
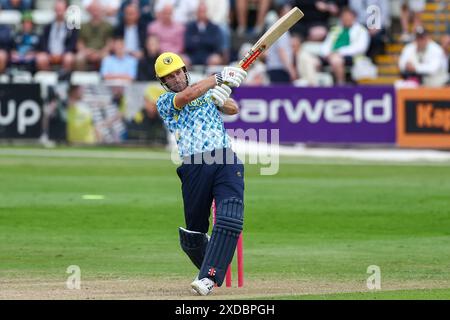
[216,67,247,87]
[211,84,232,107]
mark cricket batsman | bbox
[154,52,247,295]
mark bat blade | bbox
[239,7,304,70]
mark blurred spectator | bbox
[137,35,159,81]
[66,85,97,144]
[291,34,320,86]
[141,85,167,145]
[36,0,78,75]
[76,1,113,70]
[127,85,167,145]
[320,7,369,85]
[441,34,450,74]
[350,0,390,60]
[118,0,155,26]
[184,2,223,66]
[83,0,120,26]
[235,0,272,36]
[265,5,296,83]
[114,2,147,59]
[399,26,449,87]
[290,0,341,41]
[100,36,138,81]
[10,12,39,72]
[148,4,185,54]
[41,85,67,145]
[154,0,199,25]
[400,0,425,43]
[0,0,33,11]
[205,0,231,63]
[0,11,14,73]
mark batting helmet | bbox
[155,52,186,78]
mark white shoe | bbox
[191,277,215,296]
[39,134,56,148]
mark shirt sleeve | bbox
[337,25,369,57]
[156,92,180,133]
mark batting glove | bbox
[215,67,247,88]
[211,84,232,107]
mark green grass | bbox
[270,288,450,300]
[1,147,450,299]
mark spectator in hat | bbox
[10,11,40,72]
[399,26,449,87]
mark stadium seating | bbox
[361,1,450,85]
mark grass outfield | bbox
[0,147,450,299]
[272,288,450,300]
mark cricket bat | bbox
[239,7,304,71]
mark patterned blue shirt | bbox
[157,90,231,158]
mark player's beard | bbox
[168,78,188,93]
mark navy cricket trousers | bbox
[176,148,245,233]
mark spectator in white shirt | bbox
[320,7,369,85]
[399,26,449,87]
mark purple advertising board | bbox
[223,86,396,144]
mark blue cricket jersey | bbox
[156,90,231,158]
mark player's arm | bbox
[174,67,247,110]
[218,98,239,115]
[174,75,217,109]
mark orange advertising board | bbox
[397,88,450,148]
